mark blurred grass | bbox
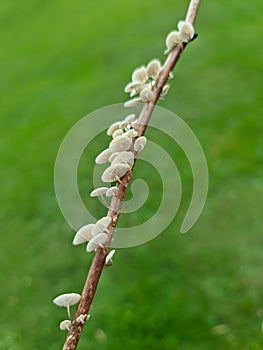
[0,0,263,349]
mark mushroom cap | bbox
[86,233,108,252]
[123,114,136,124]
[134,136,147,153]
[132,66,147,84]
[146,59,162,80]
[124,82,143,94]
[123,129,138,138]
[73,224,95,245]
[105,186,118,197]
[107,122,122,136]
[95,148,112,164]
[90,187,108,197]
[139,87,154,102]
[53,293,81,307]
[124,97,141,108]
[92,216,111,236]
[112,129,124,138]
[109,135,132,153]
[178,21,194,42]
[105,249,116,265]
[59,320,72,331]
[101,163,129,183]
[165,30,180,53]
[110,151,134,167]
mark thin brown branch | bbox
[62,1,201,349]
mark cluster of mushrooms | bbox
[53,19,195,331]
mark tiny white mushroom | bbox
[109,135,132,153]
[95,149,112,164]
[123,129,138,138]
[90,187,109,207]
[132,66,147,84]
[131,119,139,129]
[110,151,134,168]
[76,314,90,324]
[105,249,116,266]
[140,87,154,103]
[178,21,194,43]
[160,84,170,98]
[112,129,124,138]
[73,224,95,245]
[105,186,118,197]
[53,293,81,319]
[101,163,130,183]
[107,122,122,136]
[92,216,111,236]
[53,293,81,307]
[87,233,108,252]
[124,81,143,94]
[146,59,162,80]
[134,136,147,153]
[59,320,72,331]
[164,30,181,54]
[90,187,108,197]
[123,114,136,124]
[124,97,141,108]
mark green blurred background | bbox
[1,0,262,349]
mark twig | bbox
[62,1,201,349]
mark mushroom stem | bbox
[67,305,71,320]
[99,194,109,208]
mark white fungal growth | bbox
[132,66,147,83]
[59,320,72,331]
[105,186,118,197]
[178,21,194,43]
[140,87,154,103]
[123,129,138,138]
[112,129,124,138]
[86,233,108,252]
[105,249,116,265]
[131,119,139,129]
[95,148,112,164]
[109,135,132,153]
[53,293,81,307]
[134,136,147,153]
[124,82,143,94]
[124,114,136,124]
[160,84,170,98]
[90,187,108,197]
[76,314,89,324]
[73,224,95,245]
[92,216,111,236]
[146,59,162,80]
[107,122,122,136]
[110,151,134,168]
[101,163,130,182]
[164,30,180,54]
[124,97,141,108]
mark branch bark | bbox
[62,1,201,349]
